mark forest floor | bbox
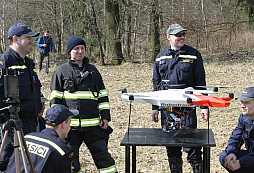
[38,56,254,173]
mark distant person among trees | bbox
[36,30,53,74]
[151,23,209,173]
[219,87,254,173]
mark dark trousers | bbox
[67,127,115,173]
[39,53,49,74]
[161,108,202,163]
[219,150,254,173]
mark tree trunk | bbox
[150,0,160,62]
[105,0,124,65]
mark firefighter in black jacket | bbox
[6,104,76,173]
[0,23,42,171]
[50,36,117,173]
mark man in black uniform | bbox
[151,24,209,173]
[50,36,117,173]
[0,23,42,171]
[5,104,76,173]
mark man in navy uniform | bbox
[0,23,42,171]
[219,87,254,172]
[151,24,209,173]
[6,104,77,173]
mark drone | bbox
[120,86,234,131]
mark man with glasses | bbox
[151,24,209,173]
[0,23,42,171]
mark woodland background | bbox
[0,0,254,64]
[1,0,254,172]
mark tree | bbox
[236,0,254,24]
[105,0,124,65]
[150,0,160,62]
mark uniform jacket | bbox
[36,36,53,55]
[152,44,206,110]
[225,113,254,168]
[0,48,42,123]
[50,57,110,130]
[5,128,73,173]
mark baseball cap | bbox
[7,23,40,39]
[45,105,79,126]
[238,87,254,102]
[166,24,187,35]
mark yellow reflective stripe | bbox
[99,165,117,173]
[63,91,98,100]
[50,90,64,100]
[70,119,79,126]
[33,69,37,73]
[98,102,110,111]
[25,135,65,156]
[80,118,100,127]
[179,55,197,59]
[98,89,108,98]
[156,56,173,62]
[8,65,27,69]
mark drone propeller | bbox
[195,86,232,92]
[118,88,128,94]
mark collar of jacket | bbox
[9,47,32,64]
[68,57,89,68]
[168,45,187,55]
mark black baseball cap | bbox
[7,23,40,39]
[45,105,79,126]
[238,87,254,102]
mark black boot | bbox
[168,157,183,173]
[191,160,203,173]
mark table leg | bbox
[125,146,130,173]
[132,146,136,173]
[203,147,210,173]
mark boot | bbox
[168,157,183,173]
[191,160,203,173]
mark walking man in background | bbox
[151,24,209,173]
[36,30,53,74]
[50,36,117,173]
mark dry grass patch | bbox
[38,59,254,173]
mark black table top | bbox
[120,128,216,147]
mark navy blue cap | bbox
[45,105,79,126]
[7,23,40,39]
[66,36,86,54]
[166,24,187,35]
[238,87,254,102]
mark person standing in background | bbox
[36,30,53,74]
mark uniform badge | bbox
[160,60,166,64]
[180,59,193,63]
[69,152,74,158]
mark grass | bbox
[38,58,254,173]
